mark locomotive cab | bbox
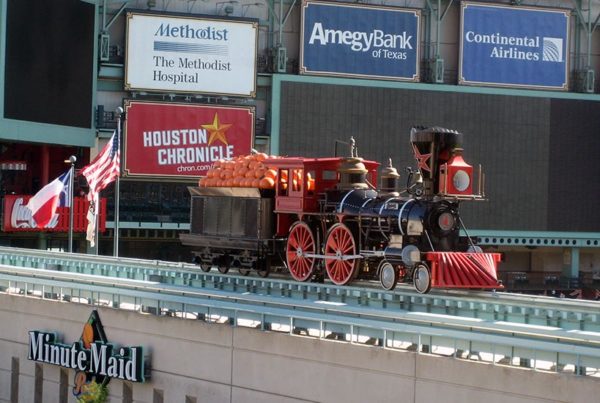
[266,157,379,214]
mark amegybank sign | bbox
[300,1,420,81]
[460,2,570,90]
[125,12,257,97]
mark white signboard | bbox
[125,12,257,97]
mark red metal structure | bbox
[181,127,503,293]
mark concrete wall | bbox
[0,294,598,403]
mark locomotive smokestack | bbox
[409,126,463,198]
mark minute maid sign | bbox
[28,311,148,402]
[460,2,570,90]
[300,1,420,81]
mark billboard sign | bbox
[460,2,570,90]
[125,11,258,97]
[2,196,106,232]
[123,101,254,179]
[29,311,148,402]
[300,1,420,81]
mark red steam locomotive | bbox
[181,127,502,293]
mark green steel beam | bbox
[0,120,95,147]
[105,221,190,230]
[564,247,580,278]
[270,73,282,155]
[98,79,124,92]
[0,0,5,126]
[571,0,600,70]
[463,230,600,248]
[272,73,600,101]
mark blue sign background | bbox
[301,2,419,80]
[461,3,569,89]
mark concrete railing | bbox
[1,263,600,377]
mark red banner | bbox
[123,100,255,179]
[2,195,107,232]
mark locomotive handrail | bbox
[1,264,600,375]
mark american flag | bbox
[81,131,120,246]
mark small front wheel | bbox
[413,263,431,294]
[378,261,398,291]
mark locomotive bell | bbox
[380,158,400,197]
[337,137,369,190]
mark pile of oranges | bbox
[198,153,279,189]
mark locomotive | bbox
[180,127,503,293]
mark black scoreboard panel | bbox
[279,82,600,232]
[4,0,95,128]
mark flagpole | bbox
[66,155,76,253]
[95,198,99,255]
[114,107,123,257]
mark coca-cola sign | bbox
[10,197,57,229]
[2,195,106,232]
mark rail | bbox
[1,263,599,377]
[0,246,599,333]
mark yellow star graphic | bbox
[202,113,232,146]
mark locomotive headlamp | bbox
[438,149,473,196]
[452,170,470,192]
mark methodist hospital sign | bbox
[125,11,258,97]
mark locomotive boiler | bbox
[180,127,502,293]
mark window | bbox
[307,170,316,195]
[291,168,304,192]
[323,170,338,180]
[278,169,289,196]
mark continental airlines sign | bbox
[125,11,258,97]
[459,2,570,90]
[123,100,254,179]
[300,1,420,81]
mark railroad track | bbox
[0,246,599,332]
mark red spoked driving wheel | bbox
[286,221,316,282]
[324,223,358,285]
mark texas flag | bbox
[26,170,72,228]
